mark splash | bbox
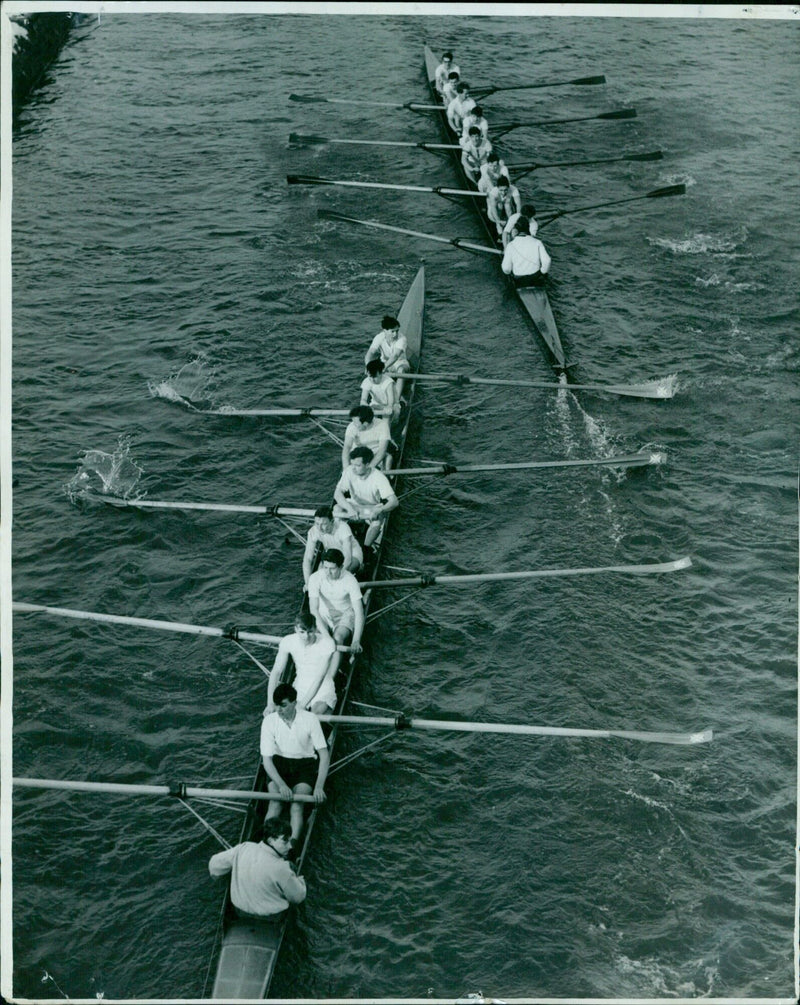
[148,356,216,410]
[64,436,144,503]
[649,229,746,255]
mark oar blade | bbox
[288,132,329,147]
[318,208,354,223]
[599,108,637,120]
[572,74,607,86]
[603,374,679,399]
[628,150,663,162]
[647,183,686,198]
[287,174,328,186]
[289,93,325,104]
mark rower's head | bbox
[382,315,400,334]
[514,215,530,237]
[314,504,335,535]
[273,682,298,722]
[321,547,345,580]
[349,445,374,476]
[262,817,294,856]
[294,608,319,644]
[472,105,484,119]
[365,358,385,381]
[496,176,510,191]
[447,70,459,83]
[468,125,481,141]
[455,82,469,96]
[520,204,538,235]
[442,51,454,63]
[350,404,375,429]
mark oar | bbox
[68,452,660,518]
[472,74,607,98]
[492,107,636,139]
[319,713,712,747]
[390,452,663,476]
[538,184,686,229]
[510,150,663,181]
[290,94,441,111]
[367,556,691,589]
[13,777,319,803]
[400,371,677,400]
[288,175,481,199]
[318,209,500,256]
[289,132,458,151]
[12,601,354,652]
[199,406,351,418]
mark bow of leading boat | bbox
[422,46,567,371]
[208,264,425,999]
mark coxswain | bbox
[501,215,552,288]
[502,201,537,249]
[361,358,399,422]
[434,51,460,95]
[260,682,330,843]
[442,70,461,106]
[267,610,338,716]
[446,82,476,135]
[341,404,390,471]
[459,125,492,185]
[208,816,306,922]
[307,547,365,652]
[486,176,522,238]
[334,445,398,547]
[303,504,363,585]
[365,315,410,375]
[477,152,510,195]
[461,104,489,141]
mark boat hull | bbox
[422,46,567,370]
[208,264,425,998]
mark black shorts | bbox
[514,272,547,288]
[272,754,318,789]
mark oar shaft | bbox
[539,185,686,227]
[290,94,438,111]
[319,715,712,746]
[289,133,458,150]
[367,557,691,589]
[318,210,500,256]
[13,777,317,803]
[287,175,479,198]
[202,407,350,417]
[398,371,675,399]
[389,453,662,476]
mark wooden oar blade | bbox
[599,108,637,120]
[288,132,329,146]
[628,150,663,162]
[571,74,607,86]
[289,93,326,104]
[287,174,330,186]
[647,183,686,198]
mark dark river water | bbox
[8,9,799,1003]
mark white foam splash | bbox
[64,435,144,503]
[147,356,215,408]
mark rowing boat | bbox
[422,46,567,371]
[208,264,425,999]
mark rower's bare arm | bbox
[267,649,288,709]
[313,746,330,800]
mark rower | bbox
[303,504,363,585]
[361,358,399,422]
[434,51,460,95]
[459,125,492,185]
[446,82,476,135]
[477,152,510,195]
[267,610,338,716]
[486,175,522,239]
[334,445,398,548]
[501,215,552,288]
[208,816,306,922]
[341,404,390,472]
[502,201,537,249]
[307,547,365,653]
[260,683,330,844]
[442,70,461,105]
[461,104,489,141]
[365,314,410,375]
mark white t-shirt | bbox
[367,328,408,369]
[307,567,363,618]
[276,631,337,708]
[336,466,395,509]
[260,707,327,759]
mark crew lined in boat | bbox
[501,215,552,288]
[334,445,399,547]
[460,125,493,185]
[341,404,390,471]
[307,546,365,653]
[208,817,307,923]
[261,682,330,844]
[487,175,522,238]
[365,315,410,375]
[502,201,537,249]
[461,104,489,141]
[303,505,363,585]
[477,151,511,195]
[361,358,400,421]
[267,610,338,716]
[434,50,460,94]
[446,81,476,134]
